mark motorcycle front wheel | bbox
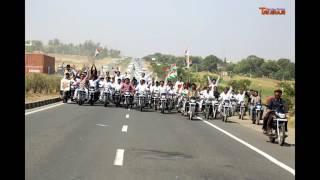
[279,123,286,146]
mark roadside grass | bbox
[25,73,61,95]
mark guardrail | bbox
[25,97,62,109]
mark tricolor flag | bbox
[94,48,101,57]
[165,64,178,81]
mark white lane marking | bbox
[196,117,295,176]
[96,124,108,127]
[128,108,131,111]
[126,114,129,119]
[114,149,125,166]
[25,103,64,115]
[122,125,128,132]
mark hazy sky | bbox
[26,0,294,62]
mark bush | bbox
[277,82,295,111]
[25,73,61,94]
[227,79,252,91]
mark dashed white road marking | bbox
[196,116,295,176]
[25,103,64,115]
[121,125,128,132]
[126,114,129,119]
[114,149,125,166]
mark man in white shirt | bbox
[174,77,184,93]
[159,80,168,95]
[114,71,122,84]
[218,86,233,112]
[208,76,220,89]
[135,79,149,94]
[60,73,72,97]
[236,90,246,103]
[151,81,160,95]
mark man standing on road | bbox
[262,89,288,135]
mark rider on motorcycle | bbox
[249,90,262,116]
[73,72,89,100]
[60,73,72,97]
[120,78,135,103]
[263,89,288,135]
[99,76,112,100]
[135,79,149,94]
[218,86,233,112]
[208,75,220,89]
[198,86,210,112]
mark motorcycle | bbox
[70,85,76,102]
[77,88,87,106]
[221,99,231,122]
[167,93,176,113]
[160,93,167,114]
[151,93,159,110]
[212,99,220,119]
[238,101,245,120]
[113,89,121,107]
[123,91,132,109]
[204,98,213,120]
[268,111,288,146]
[230,97,238,116]
[137,91,147,111]
[102,87,112,107]
[187,97,197,120]
[88,86,98,106]
[180,96,188,116]
[252,103,263,125]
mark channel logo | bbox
[259,7,286,15]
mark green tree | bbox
[201,55,222,72]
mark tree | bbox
[201,55,222,72]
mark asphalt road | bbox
[25,102,294,180]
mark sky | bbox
[26,0,295,62]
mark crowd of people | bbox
[60,64,289,136]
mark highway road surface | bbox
[25,101,294,180]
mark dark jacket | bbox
[267,98,288,113]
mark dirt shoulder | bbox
[228,115,295,145]
[25,93,60,104]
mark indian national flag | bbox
[166,69,177,80]
[170,64,177,71]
